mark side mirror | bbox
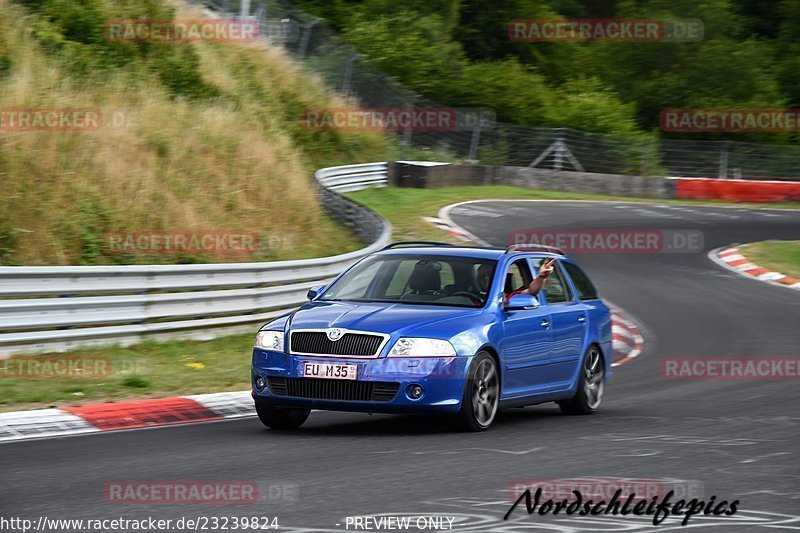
[307,285,324,300]
[505,293,540,310]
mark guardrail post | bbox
[718,141,731,179]
[254,2,266,34]
[400,98,417,160]
[640,139,655,177]
[341,53,363,95]
[553,130,566,171]
[298,19,319,59]
[466,118,484,164]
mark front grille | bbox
[268,377,399,402]
[290,331,384,356]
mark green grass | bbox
[0,334,255,412]
[738,240,800,279]
[346,185,800,243]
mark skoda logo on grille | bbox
[326,328,344,341]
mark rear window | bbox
[563,262,599,300]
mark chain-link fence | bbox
[196,0,800,181]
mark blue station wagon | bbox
[251,242,612,431]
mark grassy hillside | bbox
[0,0,391,265]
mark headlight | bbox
[255,330,284,351]
[388,338,456,357]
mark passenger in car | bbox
[477,257,556,303]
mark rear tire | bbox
[559,345,605,415]
[453,351,499,432]
[255,400,310,429]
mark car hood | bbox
[288,300,482,337]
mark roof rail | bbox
[505,244,566,255]
[381,241,455,250]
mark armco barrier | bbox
[0,163,390,357]
[389,163,675,198]
[389,162,800,202]
[673,177,800,203]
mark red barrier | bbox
[674,178,800,203]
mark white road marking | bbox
[582,434,770,446]
[449,206,504,218]
[369,446,543,456]
[740,452,791,464]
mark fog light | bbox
[407,384,424,400]
[255,376,266,390]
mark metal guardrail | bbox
[0,163,391,357]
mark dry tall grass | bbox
[0,0,390,265]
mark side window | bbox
[504,259,533,294]
[563,262,599,300]
[545,266,572,303]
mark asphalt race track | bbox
[2,201,800,532]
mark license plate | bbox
[303,362,358,380]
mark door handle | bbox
[578,316,586,323]
[540,319,550,328]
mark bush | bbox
[16,0,218,98]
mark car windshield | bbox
[318,254,497,307]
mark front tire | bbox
[559,345,605,415]
[255,400,310,429]
[453,351,499,432]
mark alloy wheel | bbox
[471,358,499,427]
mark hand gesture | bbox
[538,258,557,279]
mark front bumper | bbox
[251,348,470,414]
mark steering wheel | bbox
[451,291,483,305]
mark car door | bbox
[535,258,587,387]
[498,258,554,396]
